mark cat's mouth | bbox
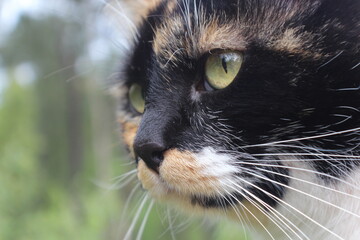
[137,147,244,209]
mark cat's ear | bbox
[105,0,162,29]
[120,0,162,18]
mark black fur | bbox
[123,0,360,209]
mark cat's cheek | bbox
[119,120,138,157]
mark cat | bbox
[110,0,360,239]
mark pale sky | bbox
[1,0,44,34]
[0,0,119,99]
[0,0,45,96]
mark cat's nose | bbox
[134,140,165,173]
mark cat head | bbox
[113,0,360,233]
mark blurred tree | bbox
[0,0,249,239]
[0,1,126,239]
[0,79,42,239]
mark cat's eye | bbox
[129,83,145,114]
[205,51,243,90]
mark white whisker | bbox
[255,166,360,201]
[317,50,344,70]
[234,161,360,193]
[244,169,360,218]
[234,175,345,240]
[124,194,149,240]
[223,188,278,240]
[225,180,309,240]
[120,183,141,220]
[92,169,137,190]
[163,48,185,67]
[113,174,137,190]
[350,62,360,70]
[252,152,360,159]
[240,126,360,149]
[112,169,138,181]
[166,207,177,240]
[136,200,154,240]
[101,0,140,40]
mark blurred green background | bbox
[0,0,247,239]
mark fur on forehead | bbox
[151,0,323,66]
[153,13,247,65]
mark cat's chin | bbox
[137,159,268,225]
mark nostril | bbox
[151,151,163,165]
[134,141,166,173]
[148,151,164,173]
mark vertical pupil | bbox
[221,57,228,73]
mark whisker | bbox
[209,183,249,235]
[238,192,297,240]
[255,146,359,183]
[120,183,141,220]
[222,188,277,240]
[166,207,177,240]
[252,152,360,159]
[116,183,141,240]
[124,193,149,240]
[317,50,344,70]
[234,175,344,240]
[245,146,358,185]
[228,203,249,237]
[43,64,76,79]
[223,189,256,237]
[225,181,308,240]
[253,165,360,201]
[111,169,137,181]
[350,62,360,70]
[234,161,360,193]
[244,169,360,218]
[136,200,154,240]
[159,207,193,238]
[240,126,360,149]
[112,174,137,190]
[163,48,185,67]
[158,208,177,239]
[101,0,140,40]
[65,67,95,82]
[248,158,358,162]
[91,170,137,190]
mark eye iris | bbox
[205,52,243,89]
[129,83,145,113]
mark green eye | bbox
[205,51,243,89]
[129,83,145,113]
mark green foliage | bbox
[0,80,42,239]
[0,1,250,239]
[0,80,124,240]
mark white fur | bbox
[253,159,360,240]
[195,147,246,195]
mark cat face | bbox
[113,0,360,237]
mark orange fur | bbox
[271,28,323,59]
[198,19,246,53]
[119,120,138,156]
[159,149,221,196]
[137,160,159,191]
[153,15,247,67]
[138,158,267,226]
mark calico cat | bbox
[111,0,360,239]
